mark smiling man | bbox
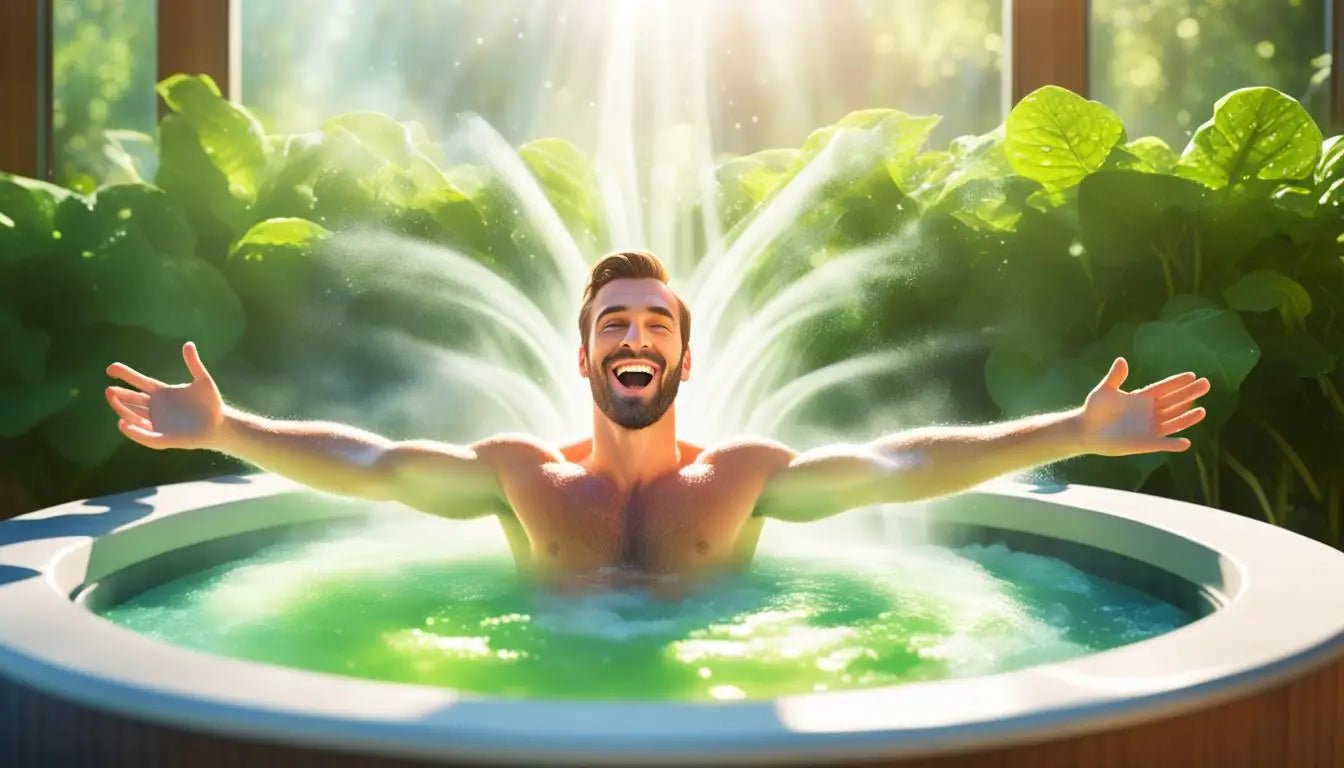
[105,250,1211,594]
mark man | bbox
[105,250,1210,593]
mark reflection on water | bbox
[98,513,1192,701]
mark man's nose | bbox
[621,323,651,348]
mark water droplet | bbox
[1041,146,1053,153]
[81,250,94,259]
[734,122,742,130]
[543,80,552,89]
[117,208,132,220]
[751,115,759,124]
[51,230,61,240]
[1069,241,1084,256]
[516,32,523,39]
[475,37,485,45]
[1041,160,1053,166]
[698,667,712,679]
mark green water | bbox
[99,515,1193,701]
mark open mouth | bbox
[611,362,657,392]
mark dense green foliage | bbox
[2,75,1341,549]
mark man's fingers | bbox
[182,342,211,382]
[1136,371,1197,397]
[1154,377,1211,409]
[1101,357,1128,390]
[106,390,152,428]
[1156,437,1192,452]
[117,420,169,449]
[106,386,150,407]
[1160,408,1206,435]
[107,362,164,392]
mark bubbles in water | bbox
[99,515,1191,701]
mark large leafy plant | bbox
[1,76,1340,551]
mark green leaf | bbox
[1176,87,1323,190]
[1005,86,1125,192]
[1077,170,1206,296]
[229,217,331,262]
[1124,137,1178,173]
[0,376,71,438]
[1256,325,1336,377]
[0,175,69,266]
[155,114,253,238]
[518,138,605,257]
[1222,269,1312,318]
[320,111,451,208]
[1315,134,1343,187]
[900,150,955,200]
[1132,295,1260,427]
[157,74,269,203]
[31,327,159,466]
[1270,184,1316,220]
[53,185,246,352]
[936,178,1030,232]
[225,217,331,328]
[0,305,51,386]
[801,109,940,167]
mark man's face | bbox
[579,278,690,430]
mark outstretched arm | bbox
[754,358,1210,522]
[106,342,520,519]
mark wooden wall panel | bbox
[2,654,1342,767]
[0,0,52,179]
[1009,0,1088,105]
[157,0,238,103]
[1333,0,1342,129]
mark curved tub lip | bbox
[0,474,1340,766]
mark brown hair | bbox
[578,250,691,352]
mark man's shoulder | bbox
[469,433,568,467]
[696,436,798,472]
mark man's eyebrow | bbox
[595,305,676,323]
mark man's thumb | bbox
[183,342,210,381]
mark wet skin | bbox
[481,435,785,594]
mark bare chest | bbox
[501,465,763,575]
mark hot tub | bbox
[1,473,1341,766]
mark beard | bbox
[588,348,684,430]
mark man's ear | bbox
[578,345,589,377]
[680,346,692,381]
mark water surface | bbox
[99,514,1192,700]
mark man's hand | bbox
[105,341,224,450]
[1080,357,1210,456]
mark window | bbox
[239,0,1004,157]
[1091,0,1331,148]
[52,0,157,192]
